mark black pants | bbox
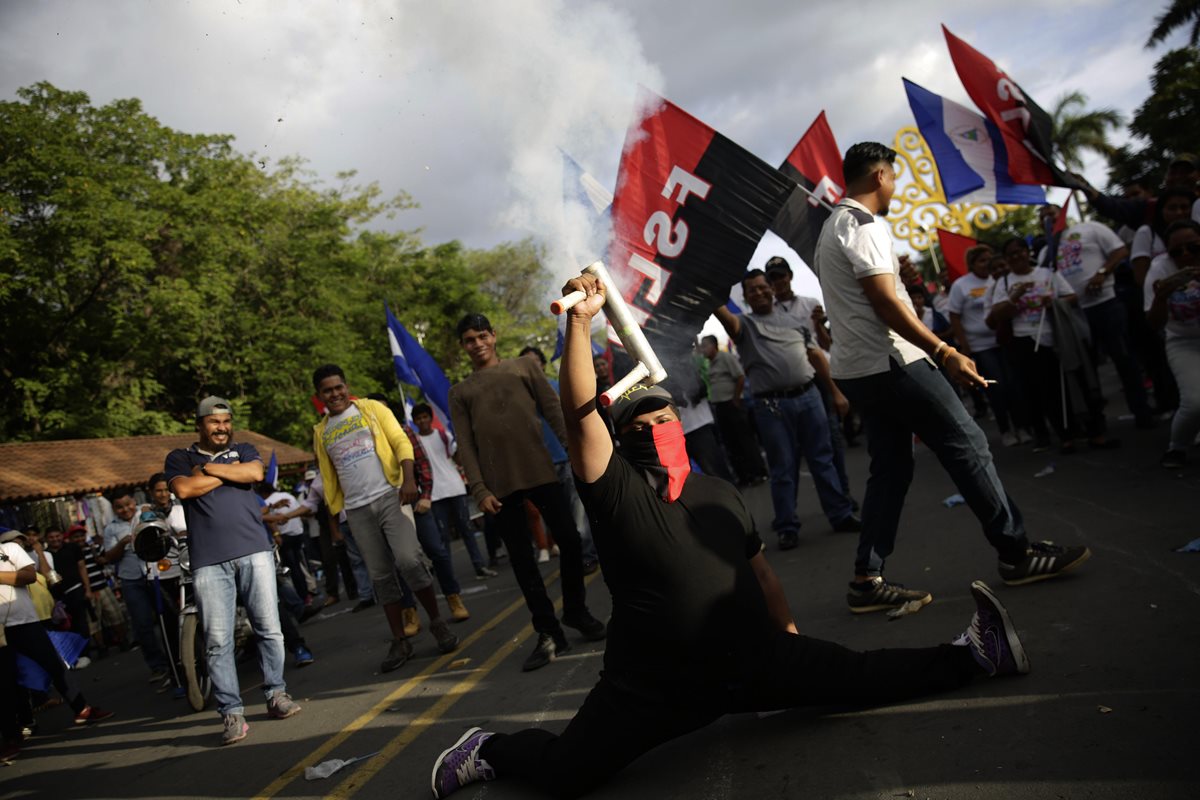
[59,587,91,637]
[152,577,182,680]
[711,400,766,483]
[494,483,588,636]
[1007,337,1072,443]
[0,645,22,742]
[4,622,88,715]
[481,633,979,799]
[318,521,357,599]
[278,535,310,601]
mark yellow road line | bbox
[327,619,538,798]
[250,570,561,800]
[325,571,601,799]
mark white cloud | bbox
[0,0,1183,266]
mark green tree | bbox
[1147,0,1200,48]
[463,238,557,366]
[1049,91,1124,172]
[1107,48,1200,186]
[974,206,1045,249]
[0,82,554,447]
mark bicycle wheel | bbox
[180,613,211,712]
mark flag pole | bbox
[921,226,944,275]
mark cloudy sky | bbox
[0,0,1184,271]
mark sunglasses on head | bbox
[1168,241,1200,260]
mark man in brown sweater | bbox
[449,313,606,671]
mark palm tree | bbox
[1146,0,1200,48]
[1049,91,1124,172]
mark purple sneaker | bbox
[431,727,495,798]
[964,581,1030,677]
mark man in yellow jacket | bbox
[311,364,458,673]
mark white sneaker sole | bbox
[431,726,482,799]
[970,580,1030,674]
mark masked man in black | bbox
[430,272,1034,799]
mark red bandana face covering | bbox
[618,420,692,502]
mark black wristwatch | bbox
[200,464,210,476]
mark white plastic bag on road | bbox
[304,751,379,781]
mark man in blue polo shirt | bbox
[164,396,300,745]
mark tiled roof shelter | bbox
[0,432,313,503]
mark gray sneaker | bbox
[430,618,459,654]
[381,637,414,673]
[222,713,249,745]
[267,692,301,719]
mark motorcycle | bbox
[133,517,253,712]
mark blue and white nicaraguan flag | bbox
[903,78,1045,206]
[384,303,454,432]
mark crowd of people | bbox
[1,141,1194,795]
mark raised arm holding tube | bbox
[558,273,615,483]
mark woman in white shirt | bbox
[987,237,1078,453]
[1145,219,1200,468]
[1130,186,1195,286]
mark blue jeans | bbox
[339,521,374,602]
[414,506,462,596]
[751,387,855,537]
[838,359,1028,577]
[814,380,852,499]
[432,495,488,573]
[193,550,286,716]
[1084,298,1152,420]
[121,576,169,672]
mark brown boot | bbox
[402,607,421,638]
[446,594,470,622]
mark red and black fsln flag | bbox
[606,90,795,395]
[772,110,845,269]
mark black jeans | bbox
[838,359,1027,576]
[318,517,358,600]
[481,632,979,798]
[710,400,767,482]
[4,621,88,715]
[494,483,588,636]
[278,535,310,601]
[1083,298,1152,420]
[0,645,22,742]
[1007,337,1071,443]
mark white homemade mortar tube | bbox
[551,260,669,407]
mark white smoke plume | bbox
[399,2,663,290]
[0,0,662,294]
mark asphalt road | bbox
[5,401,1199,800]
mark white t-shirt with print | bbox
[1042,222,1126,309]
[947,273,998,353]
[0,541,40,627]
[1144,254,1200,340]
[322,406,394,510]
[988,268,1075,347]
[814,198,928,379]
[419,430,466,502]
